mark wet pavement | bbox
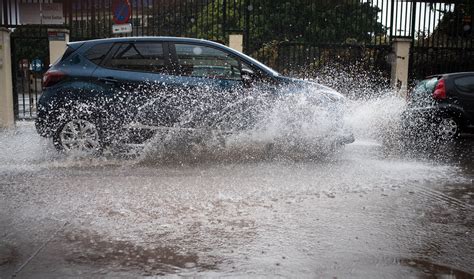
[0,120,473,278]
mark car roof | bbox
[426,72,474,79]
[68,36,280,77]
[68,36,224,48]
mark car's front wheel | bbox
[53,119,102,154]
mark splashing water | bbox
[134,83,354,163]
[346,94,406,142]
[0,70,432,166]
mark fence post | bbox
[0,27,14,129]
[390,38,412,97]
[47,28,70,66]
[228,34,243,53]
[244,0,250,53]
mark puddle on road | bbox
[441,183,474,206]
[0,242,19,266]
[400,258,473,279]
[1,75,473,278]
[64,230,217,276]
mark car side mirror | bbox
[241,68,257,87]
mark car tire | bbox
[437,117,460,140]
[53,118,103,154]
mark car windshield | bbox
[235,50,280,77]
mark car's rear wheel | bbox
[54,119,102,154]
[437,117,460,140]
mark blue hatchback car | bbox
[36,37,353,153]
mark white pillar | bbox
[390,38,412,97]
[0,27,14,129]
[228,34,243,53]
[48,28,69,66]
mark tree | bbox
[190,0,386,50]
[435,0,473,39]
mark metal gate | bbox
[10,28,50,119]
[379,0,474,80]
[406,0,474,80]
[61,0,474,80]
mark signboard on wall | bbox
[48,31,66,41]
[19,3,64,25]
[42,3,65,25]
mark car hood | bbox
[275,76,345,103]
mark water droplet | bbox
[184,262,196,268]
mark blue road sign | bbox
[30,59,43,72]
[113,0,131,24]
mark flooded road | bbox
[1,119,473,278]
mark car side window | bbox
[174,44,241,80]
[454,76,474,93]
[104,42,166,73]
[85,43,113,65]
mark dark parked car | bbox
[402,72,474,140]
[36,37,353,154]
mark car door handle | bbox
[98,77,118,84]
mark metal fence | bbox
[2,0,473,76]
[63,0,473,79]
[9,27,50,119]
[1,0,474,117]
[408,1,474,80]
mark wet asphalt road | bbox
[0,121,473,278]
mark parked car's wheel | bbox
[53,119,102,154]
[437,117,460,140]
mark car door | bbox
[91,41,173,128]
[166,42,273,132]
[453,75,474,124]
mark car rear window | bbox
[60,46,77,62]
[85,43,113,65]
[410,77,438,105]
[454,76,474,92]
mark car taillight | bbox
[43,70,66,88]
[432,79,446,100]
